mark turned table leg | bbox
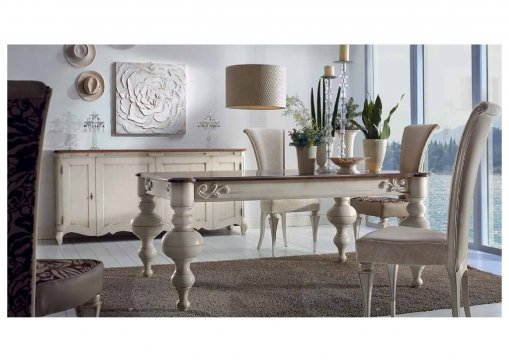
[327,197,357,262]
[162,181,204,311]
[131,177,163,277]
[399,176,429,287]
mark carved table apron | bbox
[131,170,429,311]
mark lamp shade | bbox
[226,64,286,110]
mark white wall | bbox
[8,44,365,239]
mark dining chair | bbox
[350,124,439,239]
[356,102,501,317]
[244,128,320,256]
[8,80,104,317]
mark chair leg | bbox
[268,213,279,257]
[76,294,101,317]
[281,213,288,247]
[353,215,362,240]
[378,217,389,229]
[387,264,399,317]
[257,212,267,250]
[461,269,471,317]
[310,210,320,253]
[358,262,374,317]
[447,267,462,317]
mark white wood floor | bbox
[38,224,502,317]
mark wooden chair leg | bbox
[281,213,288,247]
[387,264,399,317]
[353,215,362,240]
[268,213,279,257]
[462,269,471,317]
[257,211,267,250]
[310,210,320,253]
[358,262,374,317]
[76,294,101,317]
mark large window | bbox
[487,45,502,248]
[369,45,501,253]
[424,45,472,234]
[373,45,412,167]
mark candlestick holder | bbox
[333,60,353,158]
[197,113,221,148]
[320,75,337,173]
[82,112,104,150]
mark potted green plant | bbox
[337,97,363,157]
[349,94,404,173]
[288,127,327,174]
[310,79,342,170]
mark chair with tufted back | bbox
[7,80,104,317]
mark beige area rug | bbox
[101,253,501,317]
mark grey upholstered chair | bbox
[244,128,320,256]
[351,124,439,239]
[356,102,501,317]
[7,80,103,317]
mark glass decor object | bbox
[82,112,104,150]
[334,59,353,158]
[197,113,221,148]
[320,75,337,173]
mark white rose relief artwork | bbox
[115,62,186,135]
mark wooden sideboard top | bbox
[54,148,246,154]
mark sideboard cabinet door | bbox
[155,155,213,230]
[96,156,156,236]
[60,158,96,239]
[212,155,243,229]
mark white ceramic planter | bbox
[316,143,327,172]
[295,145,317,175]
[363,139,387,173]
[344,130,360,157]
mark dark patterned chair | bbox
[7,80,104,317]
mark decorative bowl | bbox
[330,157,367,174]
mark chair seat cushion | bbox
[261,198,320,214]
[350,196,409,218]
[35,259,103,316]
[356,226,448,265]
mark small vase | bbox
[344,130,360,157]
[295,145,317,175]
[363,139,387,173]
[316,143,327,172]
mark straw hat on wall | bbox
[64,45,96,68]
[76,71,104,101]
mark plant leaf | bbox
[332,86,341,136]
[310,88,316,128]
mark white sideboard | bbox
[54,149,246,244]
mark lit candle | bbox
[324,65,335,77]
[339,45,350,62]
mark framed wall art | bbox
[115,62,186,135]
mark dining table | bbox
[131,169,430,311]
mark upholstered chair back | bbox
[7,81,52,316]
[243,128,285,170]
[447,102,501,270]
[399,124,439,173]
